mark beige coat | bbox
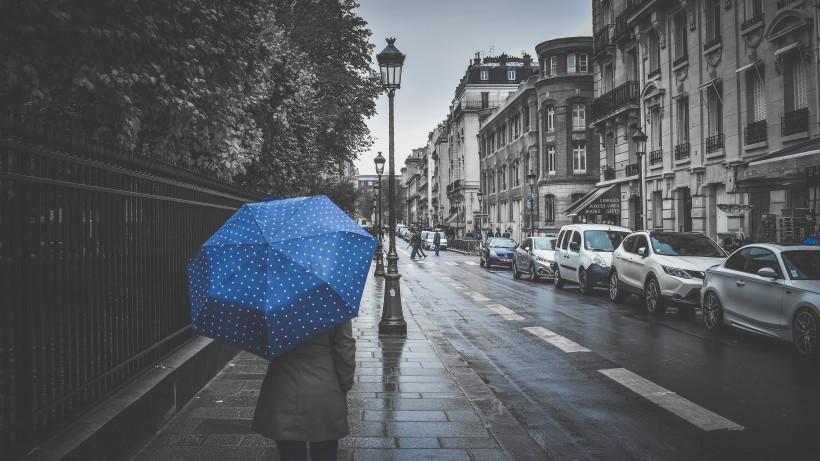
[252,320,356,441]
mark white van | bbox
[553,224,632,294]
[421,230,448,251]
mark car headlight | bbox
[591,254,607,267]
[490,250,498,258]
[662,266,701,279]
[536,255,550,263]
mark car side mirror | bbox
[569,242,580,252]
[757,267,779,279]
[637,247,647,257]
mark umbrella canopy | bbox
[187,195,376,360]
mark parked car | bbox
[480,237,517,269]
[701,244,820,357]
[397,226,410,240]
[512,236,558,281]
[552,224,632,293]
[422,231,448,251]
[608,231,727,315]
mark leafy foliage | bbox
[0,0,381,194]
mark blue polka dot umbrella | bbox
[187,195,377,360]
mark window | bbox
[481,91,490,109]
[652,191,663,229]
[567,53,576,73]
[744,0,763,22]
[579,53,588,73]
[508,70,516,80]
[707,82,723,136]
[677,97,689,144]
[545,195,555,222]
[573,142,587,172]
[550,56,557,76]
[706,0,721,42]
[514,161,520,186]
[491,172,496,193]
[605,132,615,168]
[570,231,582,252]
[546,105,555,132]
[501,166,507,190]
[673,10,688,60]
[524,106,530,132]
[784,51,808,112]
[480,70,489,80]
[627,48,639,81]
[651,107,662,150]
[725,248,751,271]
[621,235,637,253]
[648,30,660,75]
[744,247,782,277]
[746,66,766,122]
[631,235,649,254]
[603,64,614,93]
[547,146,556,174]
[572,104,586,130]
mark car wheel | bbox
[554,267,564,289]
[578,268,592,295]
[529,263,539,282]
[512,261,521,279]
[702,291,724,331]
[792,308,819,357]
[609,271,626,303]
[645,277,666,316]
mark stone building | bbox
[589,0,819,243]
[444,53,540,238]
[428,122,449,228]
[478,36,598,239]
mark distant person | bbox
[252,320,356,461]
[433,231,441,256]
[494,227,501,237]
[474,230,482,240]
[502,228,511,238]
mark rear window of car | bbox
[583,230,629,252]
[781,250,820,280]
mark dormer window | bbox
[508,70,516,80]
[480,70,489,80]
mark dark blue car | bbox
[480,237,517,269]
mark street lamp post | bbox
[527,170,537,237]
[632,128,648,230]
[377,38,407,334]
[374,152,386,277]
[477,192,484,237]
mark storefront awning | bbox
[738,137,820,185]
[564,185,619,217]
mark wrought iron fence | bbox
[706,133,725,153]
[781,107,809,136]
[449,239,481,255]
[591,80,640,121]
[744,120,768,145]
[648,149,663,166]
[625,162,640,177]
[674,142,691,160]
[0,111,260,458]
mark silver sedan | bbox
[701,244,820,357]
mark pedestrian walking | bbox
[502,228,511,238]
[494,227,501,237]
[415,231,428,258]
[474,230,482,240]
[251,320,356,461]
[433,231,441,256]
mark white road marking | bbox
[486,303,525,321]
[598,368,744,431]
[445,261,459,266]
[451,283,467,290]
[466,292,491,302]
[439,276,453,281]
[463,261,479,266]
[523,326,590,353]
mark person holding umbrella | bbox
[187,195,377,461]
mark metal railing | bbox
[703,36,722,51]
[591,80,640,121]
[674,142,691,160]
[782,107,809,136]
[0,111,260,458]
[594,26,612,55]
[647,68,661,79]
[706,133,725,153]
[744,120,768,144]
[648,149,663,166]
[449,239,482,255]
[741,14,763,31]
[672,55,688,67]
[625,162,640,177]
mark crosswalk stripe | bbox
[486,303,524,321]
[463,261,479,265]
[523,326,590,352]
[466,292,490,302]
[598,368,744,431]
[445,261,459,266]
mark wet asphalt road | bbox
[395,245,820,460]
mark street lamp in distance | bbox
[376,37,406,334]
[373,152,386,277]
[632,128,647,231]
[527,170,537,237]
[477,192,484,238]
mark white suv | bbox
[553,224,632,294]
[608,231,727,315]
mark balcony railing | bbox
[625,162,640,177]
[706,133,725,153]
[614,14,630,41]
[704,36,722,51]
[594,25,613,55]
[782,107,809,136]
[626,0,647,15]
[647,68,661,79]
[674,142,691,160]
[591,80,640,121]
[741,14,763,31]
[744,119,767,144]
[648,149,663,166]
[777,0,797,8]
[672,55,688,68]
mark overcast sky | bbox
[353,0,592,176]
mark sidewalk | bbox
[131,262,545,461]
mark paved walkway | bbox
[132,259,545,461]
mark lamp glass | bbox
[374,152,386,175]
[632,128,647,155]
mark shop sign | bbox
[582,187,621,217]
[741,151,820,181]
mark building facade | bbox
[589,0,819,244]
[444,53,540,238]
[478,37,598,240]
